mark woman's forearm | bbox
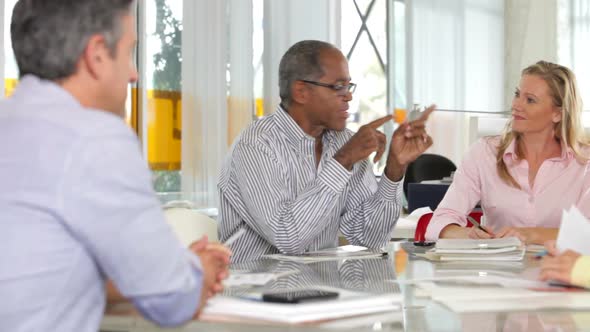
[523,227,558,244]
[439,224,469,239]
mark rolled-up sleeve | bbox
[571,256,590,289]
[339,160,403,248]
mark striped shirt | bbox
[224,258,399,297]
[218,106,402,262]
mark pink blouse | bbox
[425,137,590,241]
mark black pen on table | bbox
[466,215,493,236]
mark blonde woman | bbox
[426,61,590,244]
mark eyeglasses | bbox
[300,79,357,96]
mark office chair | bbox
[413,211,483,242]
[164,207,219,246]
[403,153,457,200]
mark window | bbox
[4,0,18,96]
[341,0,406,171]
[3,1,181,193]
[560,0,590,126]
[253,0,264,118]
[341,0,389,132]
[143,0,183,192]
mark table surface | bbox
[101,241,590,332]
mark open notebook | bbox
[421,237,525,261]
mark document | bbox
[435,237,522,250]
[419,251,525,261]
[435,292,590,313]
[556,207,590,255]
[395,275,548,289]
[421,237,525,261]
[201,287,402,324]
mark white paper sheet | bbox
[437,292,590,313]
[223,271,298,287]
[394,275,548,289]
[556,206,590,254]
[201,288,402,324]
[435,237,522,250]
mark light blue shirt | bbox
[0,76,203,331]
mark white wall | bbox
[408,0,505,165]
[262,0,340,114]
[504,0,558,108]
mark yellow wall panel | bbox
[146,90,182,170]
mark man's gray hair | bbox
[279,40,338,107]
[11,0,134,80]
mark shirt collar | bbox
[556,142,575,162]
[11,74,82,110]
[502,137,575,165]
[502,139,518,164]
[273,105,318,155]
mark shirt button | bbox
[528,196,534,203]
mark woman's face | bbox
[511,74,561,136]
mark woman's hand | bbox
[495,227,527,242]
[539,241,581,285]
[440,224,494,239]
[466,226,495,239]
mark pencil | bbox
[466,215,492,235]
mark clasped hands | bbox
[538,240,581,285]
[189,236,231,316]
[333,105,436,181]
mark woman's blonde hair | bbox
[496,60,588,188]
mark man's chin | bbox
[102,106,126,119]
[332,122,347,131]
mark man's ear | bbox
[291,80,309,105]
[81,34,110,80]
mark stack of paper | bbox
[201,288,401,324]
[423,237,525,261]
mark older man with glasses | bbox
[218,40,435,262]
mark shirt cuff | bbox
[186,250,203,271]
[319,157,352,193]
[571,255,590,288]
[131,253,203,327]
[376,174,403,201]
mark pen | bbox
[224,228,246,247]
[466,215,492,235]
[534,249,548,259]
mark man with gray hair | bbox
[219,40,434,262]
[0,1,229,331]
